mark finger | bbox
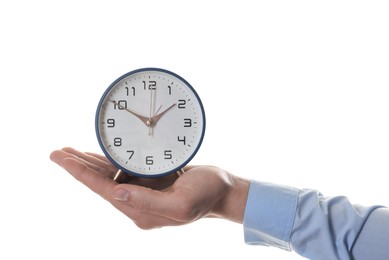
[62,147,117,172]
[51,149,106,176]
[50,149,73,167]
[55,148,117,177]
[60,157,117,200]
[85,152,111,164]
[112,184,196,223]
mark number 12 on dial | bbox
[95,68,206,178]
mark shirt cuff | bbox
[243,180,299,251]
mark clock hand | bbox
[154,104,162,116]
[148,89,156,136]
[150,103,177,125]
[108,100,149,127]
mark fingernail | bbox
[113,189,130,201]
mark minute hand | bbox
[150,103,177,126]
[109,99,149,126]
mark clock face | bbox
[96,68,206,177]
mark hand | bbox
[50,147,250,229]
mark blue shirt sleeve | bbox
[243,180,385,260]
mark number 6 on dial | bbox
[95,68,206,178]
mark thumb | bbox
[113,184,181,218]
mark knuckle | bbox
[175,198,199,222]
[132,195,152,213]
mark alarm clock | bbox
[96,68,206,180]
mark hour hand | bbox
[109,99,149,126]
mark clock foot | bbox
[176,168,185,177]
[113,169,130,183]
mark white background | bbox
[1,1,388,259]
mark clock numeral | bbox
[107,118,115,128]
[125,86,136,96]
[114,137,122,147]
[143,80,156,90]
[164,150,172,160]
[184,118,192,127]
[127,150,134,160]
[177,136,186,145]
[178,99,186,109]
[146,155,154,165]
[167,85,172,95]
[113,100,127,110]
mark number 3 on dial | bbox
[95,68,206,178]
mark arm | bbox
[350,207,389,260]
[50,148,388,259]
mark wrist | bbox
[211,173,250,223]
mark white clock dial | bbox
[96,68,206,177]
